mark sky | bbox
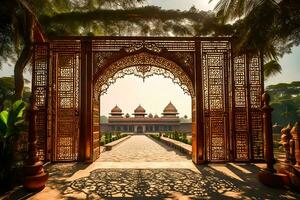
[0,0,299,117]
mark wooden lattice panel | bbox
[233,55,249,160]
[201,41,230,161]
[93,99,100,161]
[32,37,264,163]
[53,53,80,161]
[51,40,81,52]
[92,39,195,52]
[32,43,49,160]
[191,97,197,162]
[248,54,263,160]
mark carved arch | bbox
[93,52,195,98]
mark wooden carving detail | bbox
[94,52,194,97]
[201,41,230,161]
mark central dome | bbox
[163,102,178,113]
[134,105,146,113]
[133,105,146,117]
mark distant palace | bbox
[100,102,191,134]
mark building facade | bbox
[101,102,191,134]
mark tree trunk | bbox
[14,8,34,100]
[14,46,32,100]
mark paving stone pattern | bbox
[97,135,191,162]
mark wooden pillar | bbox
[193,39,204,164]
[258,92,287,188]
[291,122,300,167]
[23,97,48,190]
[261,93,275,171]
[80,39,93,162]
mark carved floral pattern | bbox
[94,52,194,97]
[124,42,162,53]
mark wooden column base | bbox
[196,160,206,164]
[277,163,300,191]
[257,169,288,188]
[23,161,48,191]
[289,167,300,191]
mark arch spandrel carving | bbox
[93,52,195,98]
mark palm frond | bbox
[263,60,282,79]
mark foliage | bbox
[263,60,282,79]
[0,76,31,111]
[149,133,161,140]
[100,115,108,123]
[0,100,28,191]
[266,81,300,125]
[1,0,299,98]
[39,6,228,37]
[210,0,300,77]
[163,131,191,145]
[100,131,127,145]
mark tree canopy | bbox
[0,0,299,98]
[266,81,300,125]
[210,0,300,77]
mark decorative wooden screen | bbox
[32,43,49,160]
[201,41,230,161]
[93,98,100,161]
[232,53,264,161]
[191,96,197,162]
[248,54,264,160]
[233,55,249,160]
[52,48,80,161]
[31,36,264,163]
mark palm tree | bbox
[210,0,300,78]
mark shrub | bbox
[0,100,28,192]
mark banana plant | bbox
[0,100,27,140]
[0,100,27,190]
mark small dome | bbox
[125,113,130,118]
[148,113,153,118]
[134,105,146,113]
[154,114,159,118]
[163,102,178,113]
[111,105,122,113]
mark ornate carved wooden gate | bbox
[31,36,264,163]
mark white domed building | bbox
[101,102,191,134]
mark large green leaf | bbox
[5,100,27,139]
[0,111,8,139]
[7,100,26,128]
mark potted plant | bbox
[0,100,27,192]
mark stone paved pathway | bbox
[3,135,300,199]
[97,135,191,162]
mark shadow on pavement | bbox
[3,162,300,199]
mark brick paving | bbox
[97,135,191,162]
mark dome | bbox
[148,113,153,118]
[154,114,159,118]
[111,105,122,113]
[163,102,178,114]
[134,105,146,113]
[125,113,130,118]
